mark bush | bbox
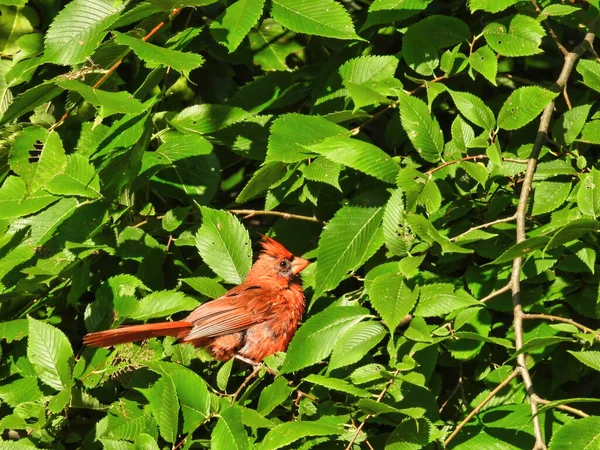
[0,0,600,448]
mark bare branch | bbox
[510,19,598,450]
[444,369,519,447]
[523,313,596,335]
[450,215,516,242]
[228,209,324,224]
[534,396,590,418]
[480,282,512,303]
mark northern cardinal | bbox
[83,236,310,362]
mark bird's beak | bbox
[291,257,310,275]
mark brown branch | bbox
[534,396,590,418]
[228,209,324,224]
[509,20,598,450]
[522,313,596,335]
[345,369,400,450]
[49,8,182,131]
[530,0,569,56]
[350,102,397,135]
[480,282,512,303]
[450,215,516,242]
[426,155,527,177]
[444,369,519,447]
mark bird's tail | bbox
[83,321,193,348]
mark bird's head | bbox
[248,235,310,282]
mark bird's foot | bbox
[233,354,278,376]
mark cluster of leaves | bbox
[1,0,600,448]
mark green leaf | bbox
[402,15,470,76]
[9,128,67,195]
[415,284,480,317]
[145,361,211,432]
[16,197,80,246]
[454,331,514,348]
[267,113,347,163]
[270,0,362,41]
[547,219,600,249]
[0,81,62,126]
[469,45,497,85]
[541,4,581,16]
[307,136,398,183]
[45,154,102,198]
[280,305,370,374]
[314,206,383,298]
[577,59,600,94]
[259,418,344,450]
[56,79,144,117]
[399,94,444,162]
[212,406,249,450]
[0,176,58,219]
[534,159,577,180]
[181,277,226,298]
[113,31,204,76]
[303,374,371,397]
[329,321,386,371]
[136,133,220,204]
[469,0,519,13]
[489,236,550,265]
[497,86,557,130]
[507,336,573,361]
[301,157,343,191]
[257,377,294,415]
[580,120,600,144]
[362,0,431,30]
[195,207,252,284]
[532,181,571,216]
[237,163,287,203]
[568,350,600,372]
[130,291,199,321]
[171,104,250,135]
[447,89,496,130]
[143,376,179,443]
[577,168,600,218]
[368,273,417,333]
[483,15,545,57]
[382,188,411,257]
[0,319,28,342]
[406,214,472,254]
[248,18,303,71]
[548,416,600,450]
[44,0,125,65]
[552,104,591,146]
[27,317,74,391]
[210,0,266,53]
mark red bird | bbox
[83,236,310,363]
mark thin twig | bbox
[228,209,324,224]
[510,20,598,450]
[522,313,596,335]
[345,369,400,450]
[450,215,516,242]
[480,282,512,303]
[534,396,590,418]
[530,0,569,56]
[350,102,397,135]
[439,366,464,413]
[563,87,573,110]
[49,8,182,131]
[425,155,487,176]
[444,369,519,447]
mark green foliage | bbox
[1,0,600,449]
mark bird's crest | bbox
[259,234,293,259]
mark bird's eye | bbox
[279,260,291,269]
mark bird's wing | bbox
[182,284,276,341]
